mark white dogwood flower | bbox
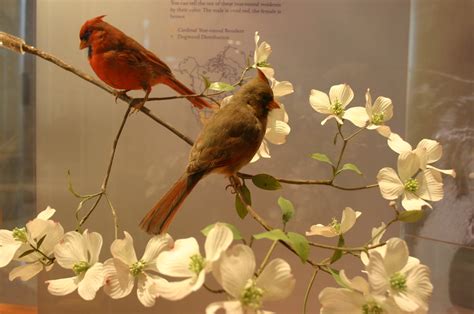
[306,207,361,237]
[1,206,63,282]
[46,230,104,300]
[310,83,367,126]
[377,152,444,210]
[388,134,455,177]
[319,270,394,314]
[253,31,274,80]
[367,238,433,312]
[153,223,233,300]
[103,231,172,307]
[207,244,295,314]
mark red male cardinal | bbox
[79,15,212,110]
[140,70,279,234]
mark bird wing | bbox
[187,105,264,175]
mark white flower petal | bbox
[309,89,331,114]
[0,231,21,267]
[255,41,272,64]
[367,252,389,295]
[388,133,412,154]
[329,84,354,107]
[319,287,366,313]
[36,206,56,220]
[47,276,80,296]
[339,270,369,294]
[372,96,393,121]
[78,262,105,300]
[137,274,157,307]
[343,107,369,127]
[383,238,409,274]
[305,225,338,238]
[258,67,275,80]
[142,233,173,271]
[103,258,134,299]
[375,125,392,138]
[9,261,43,281]
[110,231,137,265]
[206,300,243,314]
[416,139,442,164]
[156,237,198,277]
[398,152,420,181]
[205,223,233,263]
[393,293,420,312]
[402,192,431,210]
[272,81,294,97]
[377,167,404,200]
[406,264,432,310]
[265,121,290,145]
[213,244,255,298]
[418,169,444,201]
[426,165,456,177]
[321,115,338,125]
[251,140,271,163]
[340,207,361,234]
[152,277,197,301]
[84,230,102,265]
[53,231,88,269]
[257,258,295,301]
[34,221,64,255]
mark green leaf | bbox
[18,249,36,259]
[286,232,310,263]
[336,163,363,175]
[253,229,288,242]
[398,210,424,223]
[235,184,251,219]
[252,174,282,191]
[36,234,47,249]
[208,82,235,92]
[328,268,350,289]
[277,196,295,223]
[201,223,242,240]
[311,153,334,166]
[330,235,345,263]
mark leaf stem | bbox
[256,240,278,276]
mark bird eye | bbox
[80,29,92,41]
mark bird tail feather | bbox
[139,172,203,234]
[165,76,213,109]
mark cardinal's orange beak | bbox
[269,100,280,109]
[79,40,88,50]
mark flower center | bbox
[257,61,270,68]
[240,279,264,310]
[329,217,341,233]
[330,99,344,117]
[12,227,27,243]
[404,178,419,192]
[188,254,205,275]
[389,272,407,292]
[362,301,384,314]
[72,261,90,275]
[371,113,385,125]
[130,260,146,277]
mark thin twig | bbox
[308,240,387,252]
[256,240,279,276]
[77,106,132,229]
[303,267,319,314]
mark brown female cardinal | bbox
[140,70,279,234]
[79,15,212,110]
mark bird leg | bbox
[226,175,243,194]
[130,87,151,114]
[114,90,130,103]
